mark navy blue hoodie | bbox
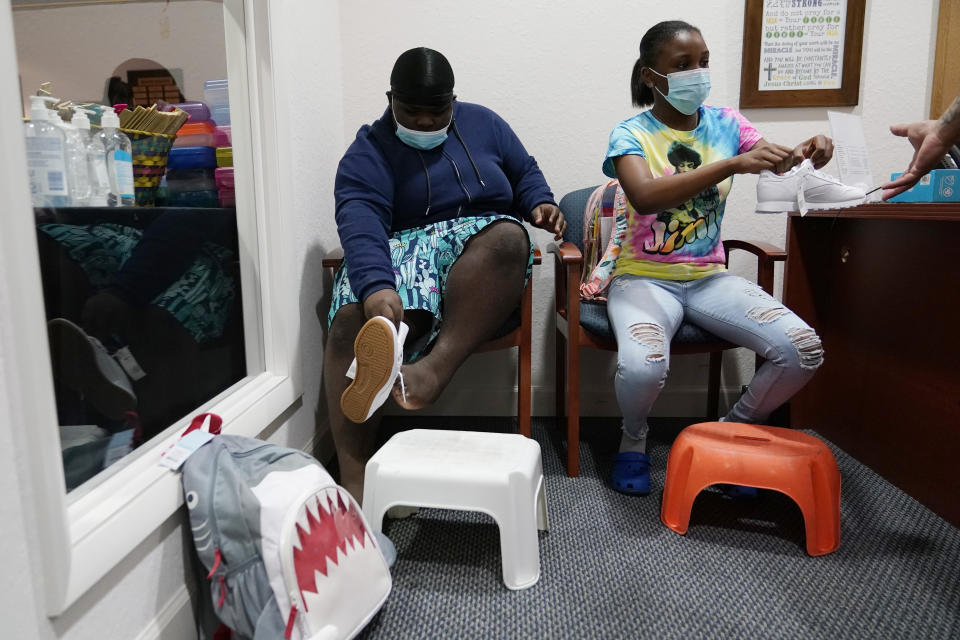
[334,101,555,302]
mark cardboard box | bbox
[889,169,960,202]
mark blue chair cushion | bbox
[579,300,724,345]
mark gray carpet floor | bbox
[356,417,960,639]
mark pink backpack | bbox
[579,180,629,300]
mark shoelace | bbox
[780,161,840,184]
[807,166,842,184]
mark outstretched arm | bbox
[612,140,792,214]
[882,94,960,200]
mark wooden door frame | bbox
[931,0,960,119]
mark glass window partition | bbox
[12,0,252,493]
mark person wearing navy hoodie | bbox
[324,47,565,500]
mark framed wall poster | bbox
[739,0,865,108]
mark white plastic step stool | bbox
[362,429,549,590]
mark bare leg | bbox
[393,221,529,409]
[323,302,383,501]
[324,303,433,501]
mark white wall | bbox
[340,0,940,417]
[14,0,227,112]
[264,0,345,459]
[0,1,941,638]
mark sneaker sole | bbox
[755,199,795,213]
[47,318,137,419]
[340,318,397,423]
[807,197,865,210]
[757,197,865,213]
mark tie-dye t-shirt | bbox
[602,105,762,280]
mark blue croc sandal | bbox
[611,452,651,496]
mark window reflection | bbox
[13,0,245,491]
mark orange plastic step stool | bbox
[660,421,841,556]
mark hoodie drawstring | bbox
[411,117,485,217]
[414,150,432,217]
[451,120,486,188]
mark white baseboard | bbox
[133,585,194,640]
[385,385,741,418]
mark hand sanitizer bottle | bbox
[98,110,135,206]
[23,95,70,207]
[59,112,93,207]
[73,110,110,207]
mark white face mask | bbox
[648,67,711,115]
[392,99,451,150]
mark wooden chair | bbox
[323,246,541,437]
[550,186,786,476]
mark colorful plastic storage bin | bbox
[173,120,217,148]
[214,167,234,189]
[203,79,229,106]
[170,101,211,122]
[213,125,231,147]
[167,168,217,192]
[216,147,233,168]
[168,146,217,171]
[204,79,230,125]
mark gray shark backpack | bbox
[181,434,392,640]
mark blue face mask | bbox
[393,100,451,150]
[649,68,711,116]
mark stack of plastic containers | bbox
[166,101,218,207]
[205,79,234,208]
[213,125,234,207]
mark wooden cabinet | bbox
[783,204,960,527]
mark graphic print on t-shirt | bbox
[645,141,721,255]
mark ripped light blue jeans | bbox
[606,272,824,442]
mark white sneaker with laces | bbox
[340,317,409,423]
[756,159,866,213]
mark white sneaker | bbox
[340,317,409,423]
[756,159,866,213]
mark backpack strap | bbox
[181,412,223,437]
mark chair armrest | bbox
[723,239,786,261]
[723,239,786,295]
[322,247,344,271]
[549,241,583,319]
[547,241,583,264]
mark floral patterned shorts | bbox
[328,215,533,354]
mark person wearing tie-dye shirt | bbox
[602,20,829,497]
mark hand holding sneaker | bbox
[340,316,409,424]
[756,159,866,214]
[792,134,834,170]
[734,142,794,174]
[362,289,404,329]
[740,135,834,176]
